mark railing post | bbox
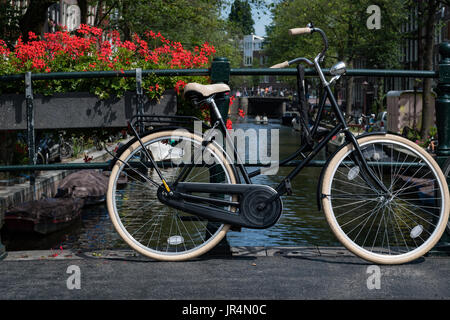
[435,42,450,247]
[436,42,450,164]
[0,202,5,259]
[25,72,36,194]
[207,57,232,254]
[210,57,231,119]
[0,234,5,260]
[136,68,144,134]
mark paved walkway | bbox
[0,247,449,300]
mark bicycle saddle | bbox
[183,83,230,101]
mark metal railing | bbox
[1,42,449,175]
[1,43,450,252]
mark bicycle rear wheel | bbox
[106,129,237,261]
[59,142,73,159]
[321,134,449,264]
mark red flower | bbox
[1,26,216,126]
[229,95,236,106]
[174,80,187,94]
[121,40,137,51]
[226,119,233,130]
[28,31,38,40]
[83,154,93,162]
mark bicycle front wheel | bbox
[106,129,237,261]
[321,134,449,264]
[440,156,450,235]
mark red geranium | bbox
[0,25,216,103]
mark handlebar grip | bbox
[270,61,289,69]
[289,27,312,36]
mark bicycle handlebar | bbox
[270,25,329,69]
[289,27,312,35]
[270,61,289,69]
[291,25,328,62]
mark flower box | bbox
[0,89,177,130]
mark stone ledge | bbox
[2,246,449,261]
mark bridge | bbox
[2,52,450,259]
[229,96,291,119]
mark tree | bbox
[411,0,450,139]
[265,0,407,115]
[228,0,255,35]
[0,2,22,48]
[102,0,242,66]
[401,0,450,139]
[19,1,57,41]
[0,0,58,43]
[420,0,439,139]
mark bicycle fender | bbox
[316,131,388,211]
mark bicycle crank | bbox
[157,183,283,229]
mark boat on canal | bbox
[255,115,268,124]
[4,197,84,235]
[56,170,110,205]
[282,111,300,126]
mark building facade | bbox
[241,34,266,67]
[6,0,98,35]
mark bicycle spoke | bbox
[324,136,448,263]
[109,132,235,259]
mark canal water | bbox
[1,118,342,252]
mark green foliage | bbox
[0,3,22,48]
[265,0,407,69]
[228,0,255,35]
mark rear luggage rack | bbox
[130,115,212,131]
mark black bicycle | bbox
[106,24,449,264]
[36,131,72,164]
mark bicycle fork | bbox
[343,130,390,195]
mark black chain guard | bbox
[157,183,283,229]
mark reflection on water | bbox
[2,205,125,251]
[1,117,341,251]
[226,118,340,246]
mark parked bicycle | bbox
[35,131,73,164]
[106,23,449,264]
[58,131,73,160]
[357,114,376,132]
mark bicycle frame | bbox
[204,30,390,202]
[126,26,389,206]
[213,85,388,204]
